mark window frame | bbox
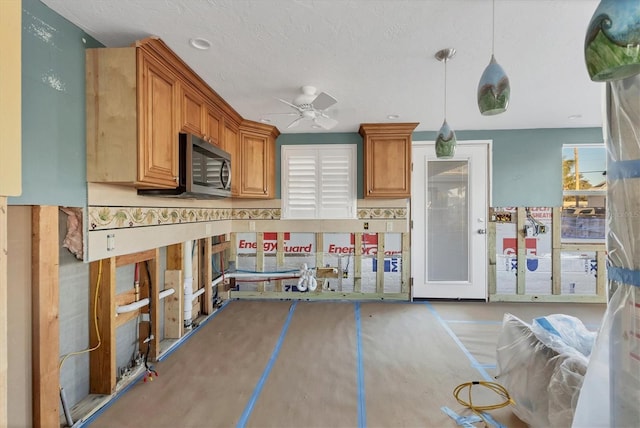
[281,144,357,220]
[561,143,607,244]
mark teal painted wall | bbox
[12,1,602,208]
[9,0,101,206]
[279,127,603,204]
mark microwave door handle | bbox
[221,160,231,189]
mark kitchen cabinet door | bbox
[137,51,180,187]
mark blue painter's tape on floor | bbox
[236,301,298,428]
[355,302,367,428]
[424,302,493,382]
[80,300,233,427]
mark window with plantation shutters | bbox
[282,144,356,219]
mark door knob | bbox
[477,228,487,234]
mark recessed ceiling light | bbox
[260,118,271,123]
[189,38,211,50]
[311,125,322,129]
[387,114,400,120]
[568,114,582,120]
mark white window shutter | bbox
[319,153,354,218]
[285,152,317,219]
[282,145,356,219]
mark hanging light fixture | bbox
[477,0,510,115]
[585,0,640,82]
[435,48,457,159]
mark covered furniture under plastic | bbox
[495,313,596,427]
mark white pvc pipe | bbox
[184,241,194,327]
[116,298,149,314]
[159,288,175,300]
[210,272,300,290]
[191,287,205,300]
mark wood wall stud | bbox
[31,206,60,427]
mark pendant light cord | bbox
[492,0,495,55]
[443,58,447,120]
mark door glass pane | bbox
[427,161,469,281]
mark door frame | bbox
[410,140,492,300]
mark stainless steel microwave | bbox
[138,133,231,199]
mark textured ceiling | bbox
[41,0,604,134]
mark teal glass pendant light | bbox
[435,48,457,159]
[585,0,640,82]
[477,0,510,115]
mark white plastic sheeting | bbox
[496,313,595,427]
[573,75,640,427]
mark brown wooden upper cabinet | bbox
[236,120,280,199]
[359,123,419,198]
[180,82,224,148]
[87,39,180,188]
[86,37,260,193]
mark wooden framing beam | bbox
[210,241,230,254]
[89,256,116,395]
[166,243,184,271]
[488,222,497,295]
[0,197,7,428]
[275,233,285,292]
[490,293,606,303]
[596,250,607,298]
[552,207,562,295]
[116,248,156,267]
[31,206,59,427]
[202,237,213,314]
[231,290,409,301]
[138,249,160,360]
[516,208,526,295]
[313,233,323,294]
[353,233,362,293]
[401,232,410,294]
[256,232,265,292]
[164,270,183,339]
[376,233,385,293]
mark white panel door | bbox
[411,141,489,299]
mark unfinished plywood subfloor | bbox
[85,300,605,428]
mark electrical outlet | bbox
[363,222,369,230]
[107,234,115,251]
[249,221,256,231]
[386,221,393,232]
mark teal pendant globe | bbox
[477,55,510,115]
[435,120,456,159]
[585,0,640,82]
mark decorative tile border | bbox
[88,206,407,231]
[88,206,232,231]
[358,208,407,219]
[232,208,281,220]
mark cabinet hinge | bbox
[411,162,413,172]
[410,220,413,229]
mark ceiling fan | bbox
[267,85,338,130]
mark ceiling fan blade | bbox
[311,92,337,111]
[287,117,303,129]
[276,97,303,111]
[263,112,299,116]
[313,115,338,130]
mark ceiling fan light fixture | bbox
[435,48,457,159]
[270,86,339,130]
[477,0,510,115]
